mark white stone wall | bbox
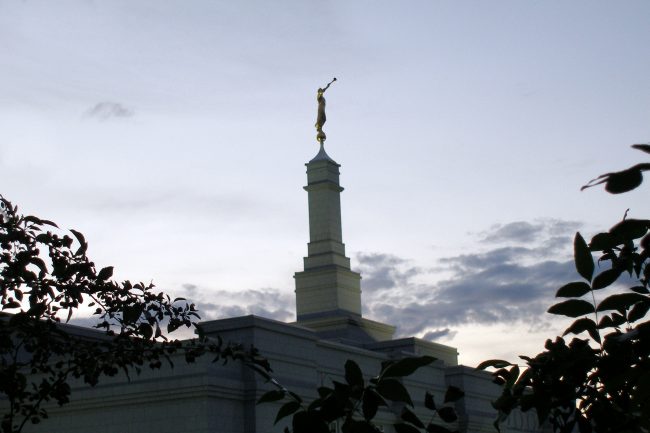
[3,316,546,433]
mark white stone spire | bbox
[294,81,394,343]
[294,147,362,320]
[294,146,395,343]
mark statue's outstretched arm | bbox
[321,77,337,93]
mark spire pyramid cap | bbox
[309,142,338,164]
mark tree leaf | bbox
[492,391,517,412]
[628,299,650,322]
[29,257,48,277]
[611,312,627,327]
[401,407,425,428]
[288,391,302,404]
[437,407,458,423]
[630,285,650,294]
[257,389,286,404]
[443,385,464,403]
[122,305,142,324]
[344,359,364,388]
[97,266,114,281]
[596,293,648,312]
[316,387,332,399]
[584,167,646,194]
[592,268,623,290]
[69,229,88,256]
[22,215,43,226]
[27,302,47,317]
[40,219,59,228]
[512,368,534,393]
[424,391,436,410]
[631,143,650,154]
[376,378,413,406]
[139,323,153,340]
[332,380,350,398]
[381,356,436,378]
[362,388,383,420]
[476,359,512,370]
[597,315,615,329]
[563,317,600,343]
[274,401,301,425]
[547,299,595,318]
[508,365,521,390]
[574,232,594,281]
[589,232,618,251]
[609,219,650,241]
[556,282,592,298]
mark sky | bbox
[2,0,650,366]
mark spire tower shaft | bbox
[294,149,362,320]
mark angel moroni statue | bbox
[315,78,336,145]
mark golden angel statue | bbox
[315,77,336,144]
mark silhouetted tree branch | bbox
[480,144,650,433]
[0,196,270,433]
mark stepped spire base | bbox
[296,314,396,344]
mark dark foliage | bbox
[0,196,269,433]
[581,144,650,194]
[259,356,464,433]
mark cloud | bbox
[422,328,457,342]
[83,102,133,120]
[177,283,294,323]
[66,283,294,334]
[479,219,580,244]
[360,219,581,338]
[480,221,542,243]
[356,253,420,293]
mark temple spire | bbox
[294,82,394,343]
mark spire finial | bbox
[315,77,337,145]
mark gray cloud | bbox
[541,235,574,252]
[481,221,542,243]
[67,284,294,334]
[422,328,457,342]
[361,219,580,337]
[178,283,294,323]
[356,253,420,293]
[480,219,580,244]
[83,102,134,120]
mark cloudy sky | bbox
[2,0,650,366]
